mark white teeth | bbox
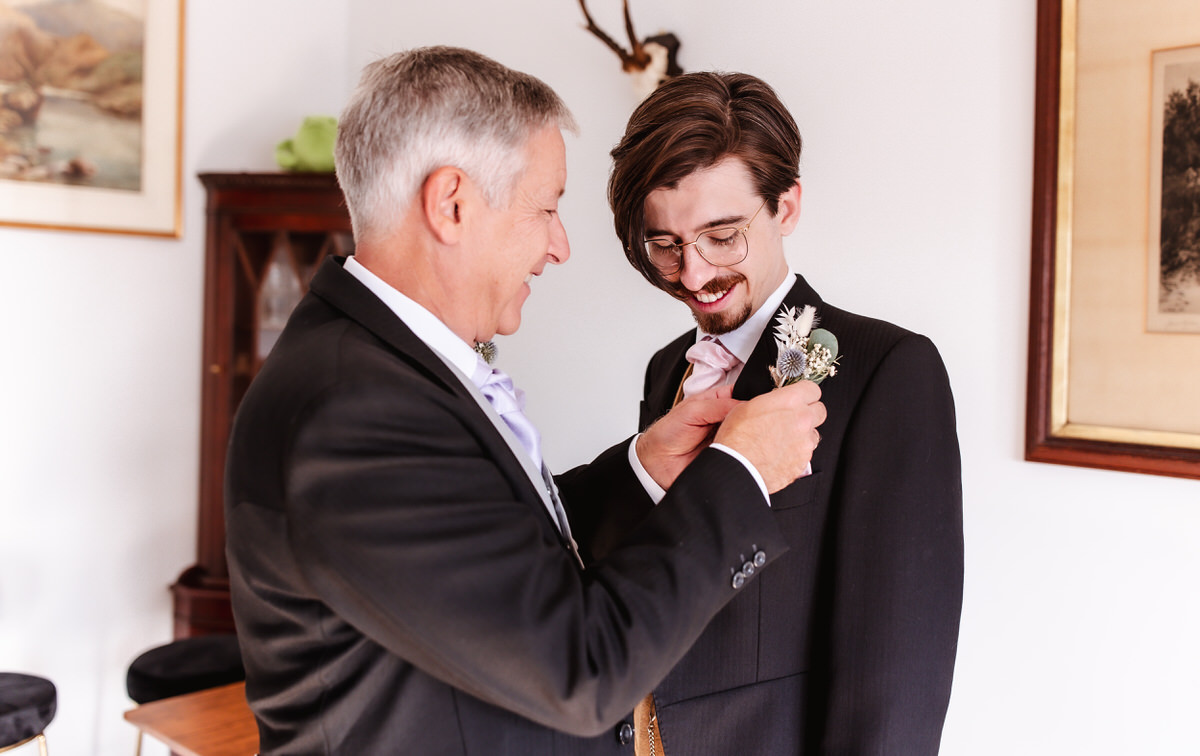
[695,289,727,304]
[524,274,533,284]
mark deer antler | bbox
[578,0,651,72]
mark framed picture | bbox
[0,0,184,237]
[1147,44,1200,333]
[1027,0,1200,480]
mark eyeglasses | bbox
[642,200,767,275]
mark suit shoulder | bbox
[816,303,950,392]
[819,303,908,351]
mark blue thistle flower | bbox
[776,348,807,380]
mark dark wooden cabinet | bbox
[171,172,353,638]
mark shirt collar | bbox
[343,256,483,380]
[696,266,796,364]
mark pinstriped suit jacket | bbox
[567,274,964,755]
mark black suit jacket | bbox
[567,274,964,755]
[224,257,790,755]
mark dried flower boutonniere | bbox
[768,305,840,388]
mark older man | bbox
[224,48,824,755]
[578,71,965,754]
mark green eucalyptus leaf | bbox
[808,328,839,359]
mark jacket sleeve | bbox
[284,374,789,737]
[820,333,964,754]
[556,438,655,565]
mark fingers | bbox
[672,385,739,427]
[688,384,735,402]
[775,378,823,406]
[710,379,827,493]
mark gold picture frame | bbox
[0,0,184,237]
[1027,0,1200,480]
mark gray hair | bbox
[335,46,577,243]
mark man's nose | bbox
[678,244,718,292]
[548,212,570,264]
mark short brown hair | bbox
[608,72,802,286]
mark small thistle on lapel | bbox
[768,305,840,388]
[474,340,498,365]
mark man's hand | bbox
[636,385,739,490]
[713,381,826,493]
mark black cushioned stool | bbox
[125,634,244,755]
[0,673,56,755]
[126,634,244,705]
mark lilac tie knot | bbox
[682,337,740,398]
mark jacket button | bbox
[741,560,756,577]
[731,571,746,589]
[754,550,767,567]
[617,721,634,745]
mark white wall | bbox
[0,2,350,754]
[1,1,1196,754]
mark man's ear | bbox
[422,166,467,244]
[776,179,803,236]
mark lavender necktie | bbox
[682,336,740,398]
[472,363,580,554]
[476,367,542,469]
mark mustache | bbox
[666,272,747,301]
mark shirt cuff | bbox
[629,436,778,508]
[628,435,667,504]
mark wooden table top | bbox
[124,682,258,756]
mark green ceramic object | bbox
[276,115,337,173]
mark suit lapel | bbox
[732,276,824,401]
[308,256,468,401]
[307,257,572,552]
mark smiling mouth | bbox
[694,287,730,304]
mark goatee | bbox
[669,274,752,335]
[694,303,752,335]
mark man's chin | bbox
[494,320,519,337]
[692,303,752,335]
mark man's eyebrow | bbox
[644,213,748,239]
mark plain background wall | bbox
[1,1,1197,754]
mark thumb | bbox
[689,384,734,402]
[676,389,740,426]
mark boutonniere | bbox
[768,305,840,388]
[474,340,498,364]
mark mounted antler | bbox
[578,0,682,96]
[578,0,651,72]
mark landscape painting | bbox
[0,0,181,236]
[1148,44,1200,332]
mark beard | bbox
[695,302,752,335]
[666,273,753,335]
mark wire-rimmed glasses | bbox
[642,200,767,275]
